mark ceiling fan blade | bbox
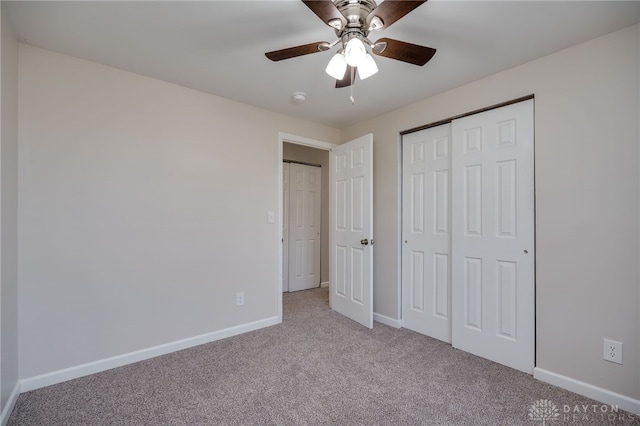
[265,42,329,62]
[372,38,436,66]
[367,0,427,30]
[335,66,356,88]
[302,0,347,29]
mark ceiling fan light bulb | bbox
[345,37,366,67]
[326,53,347,80]
[358,54,378,80]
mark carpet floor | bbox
[7,287,639,425]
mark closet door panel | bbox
[402,123,452,343]
[451,99,535,374]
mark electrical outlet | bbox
[603,339,622,364]
[236,292,245,307]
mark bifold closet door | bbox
[402,123,452,343]
[451,99,535,374]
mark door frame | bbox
[277,133,337,322]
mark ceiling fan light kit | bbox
[266,0,436,96]
[357,53,378,80]
[344,36,367,67]
[326,52,348,80]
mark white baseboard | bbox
[373,312,402,329]
[534,367,640,416]
[320,281,329,288]
[20,316,280,393]
[0,381,21,426]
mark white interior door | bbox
[451,99,535,373]
[402,123,452,343]
[288,163,322,292]
[330,134,373,328]
[283,162,290,292]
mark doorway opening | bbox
[277,133,336,322]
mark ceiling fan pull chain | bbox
[350,78,355,104]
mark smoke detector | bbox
[292,92,307,103]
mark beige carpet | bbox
[8,288,639,425]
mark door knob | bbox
[360,239,369,246]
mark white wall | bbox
[17,45,340,380]
[342,25,640,401]
[0,3,20,417]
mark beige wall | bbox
[0,3,20,414]
[17,45,340,379]
[9,14,640,412]
[283,143,329,284]
[342,24,640,400]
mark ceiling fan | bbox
[265,0,436,89]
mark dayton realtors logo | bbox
[528,399,560,425]
[528,399,636,424]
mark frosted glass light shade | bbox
[345,37,366,67]
[357,54,378,80]
[325,53,347,80]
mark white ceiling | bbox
[5,1,640,128]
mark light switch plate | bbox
[267,210,275,224]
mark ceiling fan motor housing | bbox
[333,0,378,40]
